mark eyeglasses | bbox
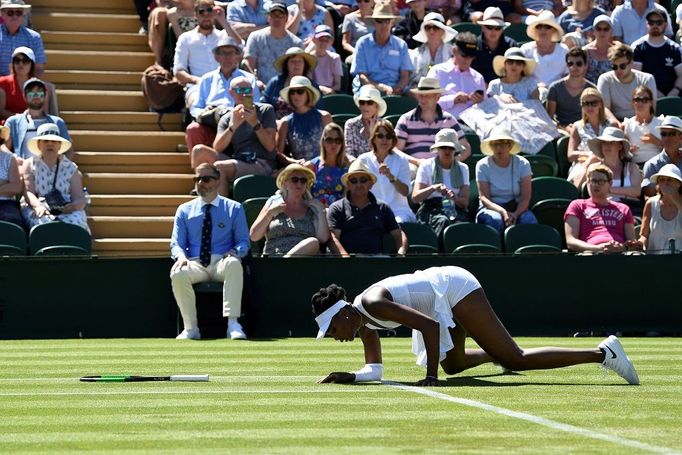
[374,19,390,24]
[12,57,31,65]
[612,62,630,71]
[348,176,370,184]
[194,175,218,183]
[588,178,609,185]
[660,131,680,137]
[289,176,308,184]
[594,26,611,32]
[581,100,600,107]
[490,140,513,147]
[535,24,554,30]
[26,91,46,99]
[375,133,394,140]
[483,25,503,31]
[567,60,584,67]
[633,97,652,103]
[358,100,375,106]
[289,88,307,95]
[324,137,343,144]
[233,86,253,95]
[3,9,23,17]
[647,19,664,26]
[196,6,214,14]
[424,25,441,31]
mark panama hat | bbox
[587,127,632,159]
[276,163,316,190]
[369,1,400,20]
[492,47,536,76]
[480,127,521,155]
[353,84,387,117]
[477,7,509,28]
[413,12,457,43]
[655,115,682,134]
[430,128,464,153]
[212,35,243,54]
[651,164,682,185]
[280,75,321,107]
[274,47,317,73]
[341,159,377,187]
[527,11,564,42]
[410,77,444,95]
[27,123,72,156]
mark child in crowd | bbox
[309,25,343,95]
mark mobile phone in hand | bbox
[243,95,253,109]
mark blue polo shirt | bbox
[351,33,414,88]
[227,0,269,26]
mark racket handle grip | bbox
[169,374,209,382]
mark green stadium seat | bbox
[332,113,356,128]
[531,198,572,240]
[399,222,439,254]
[536,140,556,159]
[452,22,481,35]
[384,114,403,127]
[655,96,682,117]
[504,23,529,43]
[530,176,579,207]
[442,222,502,254]
[0,221,27,256]
[465,154,486,178]
[525,154,558,177]
[467,179,480,220]
[382,95,418,116]
[555,135,570,179]
[504,224,562,254]
[232,175,277,203]
[242,197,268,254]
[29,222,91,256]
[322,93,360,115]
[464,132,481,155]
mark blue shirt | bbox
[0,25,46,77]
[171,196,250,260]
[611,0,673,45]
[227,0,269,26]
[190,68,261,118]
[351,33,414,88]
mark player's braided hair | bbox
[311,284,347,316]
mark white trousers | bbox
[170,256,243,331]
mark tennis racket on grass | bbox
[80,374,209,382]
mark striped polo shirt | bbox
[395,106,462,157]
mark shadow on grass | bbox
[383,373,629,387]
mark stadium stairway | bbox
[31,0,192,257]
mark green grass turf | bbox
[0,338,680,454]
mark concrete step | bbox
[88,194,192,216]
[42,31,148,52]
[57,90,148,111]
[33,13,141,33]
[74,152,190,174]
[45,70,142,91]
[70,130,185,153]
[46,50,153,72]
[62,111,184,132]
[88,215,174,238]
[32,0,136,14]
[83,173,194,195]
[92,238,170,258]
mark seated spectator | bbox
[169,163,250,341]
[396,77,470,169]
[546,47,599,130]
[631,10,682,98]
[308,123,350,207]
[191,76,277,196]
[584,127,642,212]
[344,84,386,157]
[566,87,610,186]
[408,12,456,89]
[277,76,332,163]
[0,126,22,229]
[487,47,539,102]
[308,25,342,95]
[243,2,303,86]
[557,0,605,34]
[249,163,330,256]
[227,0,269,40]
[427,32,486,120]
[583,15,618,85]
[0,0,45,77]
[0,47,40,120]
[597,43,657,121]
[465,0,520,24]
[472,7,518,84]
[263,47,318,120]
[642,116,682,197]
[327,160,408,256]
[476,126,537,232]
[521,12,568,98]
[20,124,89,233]
[413,128,470,242]
[622,85,662,166]
[428,0,463,24]
[286,0,334,45]
[611,0,672,45]
[351,2,414,95]
[148,0,197,66]
[393,0,436,49]
[341,0,375,59]
[357,119,417,222]
[564,162,638,253]
[638,164,682,254]
[6,78,71,164]
[185,36,260,153]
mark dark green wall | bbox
[0,255,679,339]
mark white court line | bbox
[384,381,681,455]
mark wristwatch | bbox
[253,122,262,131]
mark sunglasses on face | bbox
[647,19,664,26]
[12,57,31,65]
[26,91,45,99]
[348,176,370,184]
[594,26,611,32]
[424,24,441,31]
[194,175,218,183]
[324,137,343,144]
[535,24,554,30]
[358,100,375,106]
[374,19,390,24]
[3,9,23,17]
[491,140,513,147]
[289,88,307,96]
[289,176,308,184]
[567,60,584,67]
[375,133,394,140]
[483,25,503,31]
[196,7,214,14]
[633,97,651,103]
[661,131,680,137]
[506,60,525,66]
[612,62,630,71]
[233,86,253,95]
[581,100,600,107]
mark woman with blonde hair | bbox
[308,123,350,207]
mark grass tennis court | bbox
[1,338,680,454]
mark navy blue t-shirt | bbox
[632,37,682,94]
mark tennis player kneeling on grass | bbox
[312,266,639,386]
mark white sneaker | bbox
[227,322,247,340]
[598,335,639,385]
[176,328,201,340]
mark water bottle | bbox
[83,187,91,210]
[669,238,676,255]
[442,197,456,221]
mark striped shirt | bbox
[395,106,462,157]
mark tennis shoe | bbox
[228,321,247,340]
[176,328,201,340]
[598,335,639,385]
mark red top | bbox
[0,75,28,118]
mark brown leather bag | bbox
[141,64,183,112]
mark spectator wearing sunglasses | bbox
[407,12,456,88]
[487,47,539,102]
[327,160,408,256]
[642,116,682,197]
[263,47,320,120]
[0,46,37,120]
[582,15,617,85]
[308,123,350,207]
[170,163,251,341]
[0,0,45,78]
[393,0,438,50]
[622,85,662,165]
[521,11,568,99]
[631,10,682,98]
[250,163,330,256]
[611,0,672,45]
[471,7,518,84]
[344,84,386,158]
[596,43,656,121]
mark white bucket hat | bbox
[477,7,509,28]
[480,127,521,155]
[430,128,465,154]
[280,75,321,107]
[27,123,72,156]
[656,115,682,134]
[527,11,564,42]
[354,84,387,116]
[587,127,632,159]
[413,12,457,44]
[492,47,536,76]
[651,163,682,185]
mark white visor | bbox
[315,300,348,339]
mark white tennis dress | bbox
[352,266,481,367]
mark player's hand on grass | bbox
[317,372,355,384]
[414,376,439,387]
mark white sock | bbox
[228,317,239,326]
